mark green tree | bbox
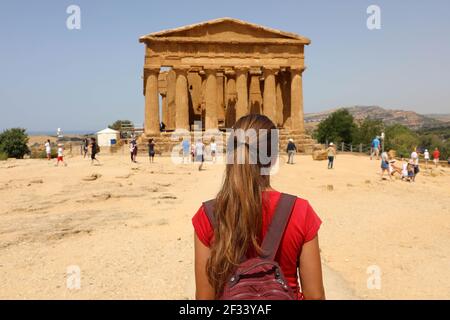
[0,128,30,159]
[384,124,418,158]
[314,109,356,144]
[353,118,384,145]
[108,120,134,131]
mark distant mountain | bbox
[424,113,450,123]
[305,106,450,130]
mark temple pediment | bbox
[139,17,310,44]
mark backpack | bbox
[203,193,297,300]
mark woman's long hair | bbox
[206,114,278,297]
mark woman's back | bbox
[193,190,321,299]
[193,114,324,300]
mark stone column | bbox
[144,67,160,135]
[204,67,218,130]
[161,91,168,127]
[216,71,225,123]
[225,69,237,127]
[290,67,305,133]
[249,68,262,114]
[276,72,284,127]
[166,69,177,130]
[175,67,190,131]
[235,66,249,120]
[263,67,277,124]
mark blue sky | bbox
[1,0,449,132]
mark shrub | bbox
[314,109,356,144]
[0,128,30,159]
[30,148,58,159]
[0,151,8,161]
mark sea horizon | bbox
[27,130,98,136]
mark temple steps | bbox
[135,129,323,155]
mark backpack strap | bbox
[260,193,297,261]
[203,199,217,229]
[202,193,297,261]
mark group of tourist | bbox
[45,137,100,166]
[179,137,218,171]
[127,137,156,164]
[379,147,442,182]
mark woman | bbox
[380,151,391,180]
[192,114,324,300]
[148,139,155,163]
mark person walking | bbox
[55,144,67,167]
[130,139,137,163]
[370,136,381,160]
[82,138,89,158]
[195,139,205,171]
[192,114,324,300]
[433,147,440,168]
[326,143,336,169]
[182,138,190,164]
[286,138,297,164]
[90,138,100,165]
[45,139,52,160]
[380,151,391,180]
[148,139,155,163]
[423,149,430,169]
[210,138,217,163]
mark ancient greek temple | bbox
[139,17,310,136]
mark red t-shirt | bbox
[433,150,440,159]
[192,190,322,298]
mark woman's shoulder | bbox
[267,191,314,216]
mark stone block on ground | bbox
[312,150,328,161]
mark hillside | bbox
[305,106,449,130]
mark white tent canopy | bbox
[96,128,119,147]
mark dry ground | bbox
[0,153,449,299]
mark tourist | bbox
[407,160,416,182]
[424,149,430,169]
[133,140,138,162]
[286,138,297,165]
[90,138,100,165]
[130,139,137,163]
[192,114,324,300]
[148,139,155,163]
[45,139,51,160]
[326,142,336,169]
[195,139,205,171]
[411,148,420,177]
[55,144,67,167]
[191,143,195,163]
[82,138,89,158]
[389,160,402,177]
[210,138,217,163]
[401,160,410,181]
[380,151,391,180]
[370,136,381,160]
[181,138,190,164]
[433,147,440,168]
